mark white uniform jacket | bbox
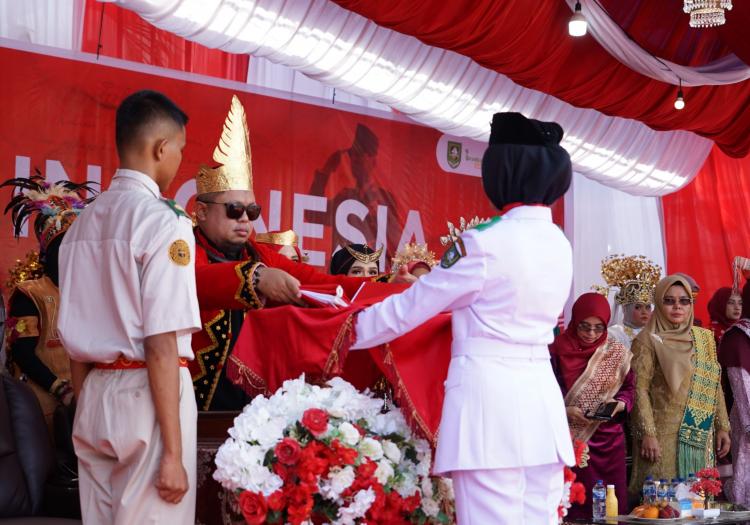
[352,205,575,474]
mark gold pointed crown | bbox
[255,230,298,247]
[391,243,438,273]
[196,95,253,195]
[345,244,383,264]
[598,254,662,305]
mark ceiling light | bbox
[569,2,587,37]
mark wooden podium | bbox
[196,411,242,525]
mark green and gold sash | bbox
[677,327,721,477]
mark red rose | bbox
[570,481,586,504]
[275,438,302,466]
[330,440,358,466]
[402,493,421,513]
[301,408,329,436]
[357,461,377,479]
[238,491,268,525]
[286,486,314,525]
[267,490,286,512]
[273,462,291,483]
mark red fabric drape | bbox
[332,0,750,157]
[599,0,732,67]
[663,145,750,323]
[81,1,248,81]
[229,283,451,446]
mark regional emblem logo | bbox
[447,141,462,169]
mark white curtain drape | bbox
[565,0,750,86]
[247,56,390,112]
[564,172,667,321]
[0,0,84,50]
[106,0,713,197]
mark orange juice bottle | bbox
[606,485,618,517]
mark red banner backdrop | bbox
[663,144,750,323]
[0,44,563,296]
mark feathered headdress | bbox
[196,94,253,195]
[1,171,98,252]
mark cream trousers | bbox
[73,367,197,525]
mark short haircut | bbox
[115,90,188,155]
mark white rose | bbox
[421,497,440,517]
[395,472,418,498]
[374,459,394,485]
[381,440,401,463]
[333,488,376,525]
[359,437,383,460]
[325,466,356,499]
[337,422,361,446]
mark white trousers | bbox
[73,367,197,525]
[452,463,564,525]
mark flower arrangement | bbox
[691,467,722,508]
[214,375,455,525]
[558,439,588,523]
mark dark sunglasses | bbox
[663,297,692,306]
[577,322,606,334]
[200,200,261,220]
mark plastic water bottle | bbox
[657,479,669,502]
[667,478,678,501]
[592,480,607,520]
[642,475,656,504]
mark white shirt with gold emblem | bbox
[58,169,201,363]
[352,205,575,474]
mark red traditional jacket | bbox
[190,227,366,409]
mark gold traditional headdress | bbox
[255,230,298,247]
[6,251,44,290]
[345,244,383,264]
[391,243,438,273]
[596,254,662,305]
[196,95,253,195]
[440,216,491,246]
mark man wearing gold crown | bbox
[190,96,401,411]
[602,255,661,349]
[1,174,96,432]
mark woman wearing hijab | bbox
[718,280,750,505]
[629,275,731,498]
[709,287,743,345]
[329,243,381,277]
[550,292,633,518]
[350,112,574,524]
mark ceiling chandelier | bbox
[683,0,732,27]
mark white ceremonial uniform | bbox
[58,169,201,525]
[608,323,641,349]
[352,205,574,525]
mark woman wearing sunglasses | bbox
[629,275,731,500]
[549,292,633,519]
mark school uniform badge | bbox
[169,239,191,266]
[440,237,466,268]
